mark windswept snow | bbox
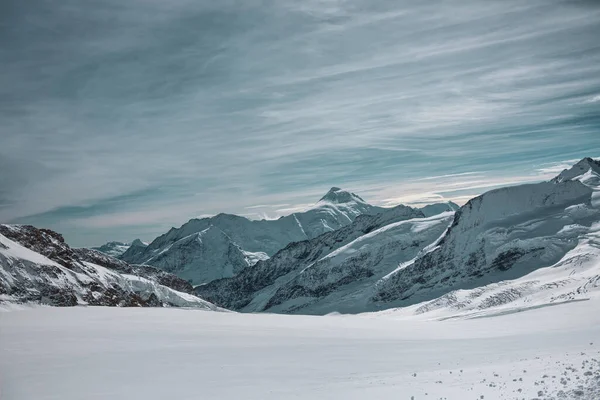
[2,300,600,400]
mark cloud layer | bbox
[1,0,599,246]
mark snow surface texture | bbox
[2,300,600,400]
[0,225,218,309]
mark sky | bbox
[1,0,600,247]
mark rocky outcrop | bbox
[0,225,218,309]
[74,247,195,294]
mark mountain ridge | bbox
[119,187,460,286]
[198,157,600,315]
[120,187,387,285]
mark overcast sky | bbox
[1,0,599,247]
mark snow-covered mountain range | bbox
[195,203,441,312]
[0,224,219,309]
[198,158,600,315]
[120,188,377,284]
[119,187,457,286]
[2,158,599,318]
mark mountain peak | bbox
[130,239,147,247]
[319,187,366,204]
[552,157,600,183]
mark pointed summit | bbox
[319,187,366,204]
[552,157,600,183]
[130,239,148,247]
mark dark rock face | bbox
[0,225,208,308]
[197,240,321,311]
[263,264,375,311]
[0,225,83,272]
[261,236,431,313]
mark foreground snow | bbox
[2,301,600,400]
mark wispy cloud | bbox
[584,94,600,103]
[2,0,599,246]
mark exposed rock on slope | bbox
[258,212,453,314]
[195,204,431,312]
[552,157,600,183]
[0,225,218,309]
[74,247,195,294]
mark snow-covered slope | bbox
[196,204,430,312]
[74,247,198,295]
[3,299,600,400]
[137,225,262,285]
[552,156,600,184]
[90,241,131,258]
[0,225,219,309]
[120,188,386,285]
[372,157,600,315]
[419,201,459,217]
[257,212,454,314]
